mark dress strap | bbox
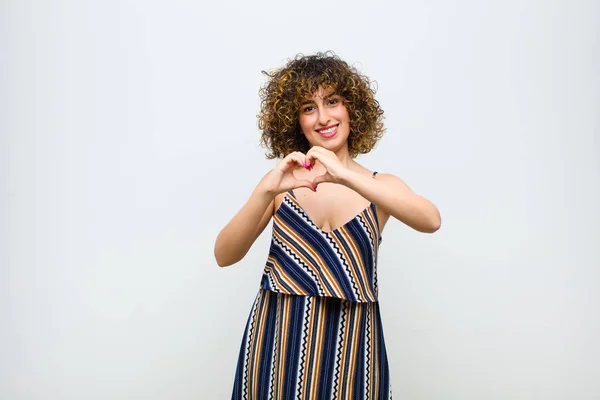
[288,189,296,199]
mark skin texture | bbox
[298,88,351,160]
[258,51,384,159]
[214,54,441,268]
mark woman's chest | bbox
[292,187,371,233]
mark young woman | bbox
[215,51,441,399]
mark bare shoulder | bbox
[372,172,413,190]
[350,161,380,178]
[367,171,417,233]
[354,162,412,189]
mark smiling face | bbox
[298,85,351,153]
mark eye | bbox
[302,105,315,113]
[328,97,340,105]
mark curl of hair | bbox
[257,51,385,159]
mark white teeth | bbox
[318,126,337,134]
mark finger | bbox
[293,154,312,170]
[297,152,310,169]
[291,155,305,167]
[312,172,333,186]
[286,152,306,169]
[293,179,317,191]
[283,154,305,171]
[280,152,296,166]
[305,150,320,168]
[307,146,328,157]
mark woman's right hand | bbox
[259,152,315,197]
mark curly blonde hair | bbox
[257,51,385,159]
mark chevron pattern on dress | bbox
[232,172,391,399]
[271,234,326,296]
[231,289,391,399]
[259,191,381,303]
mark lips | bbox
[316,124,338,138]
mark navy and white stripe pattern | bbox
[232,290,392,399]
[261,190,381,303]
[232,172,392,399]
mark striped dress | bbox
[232,174,392,399]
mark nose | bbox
[318,108,331,126]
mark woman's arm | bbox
[214,152,316,267]
[306,146,441,234]
[342,171,441,233]
[214,182,274,267]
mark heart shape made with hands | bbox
[280,160,329,193]
[298,166,333,192]
[284,147,344,191]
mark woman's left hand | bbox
[306,146,352,187]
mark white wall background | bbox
[1,0,599,399]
